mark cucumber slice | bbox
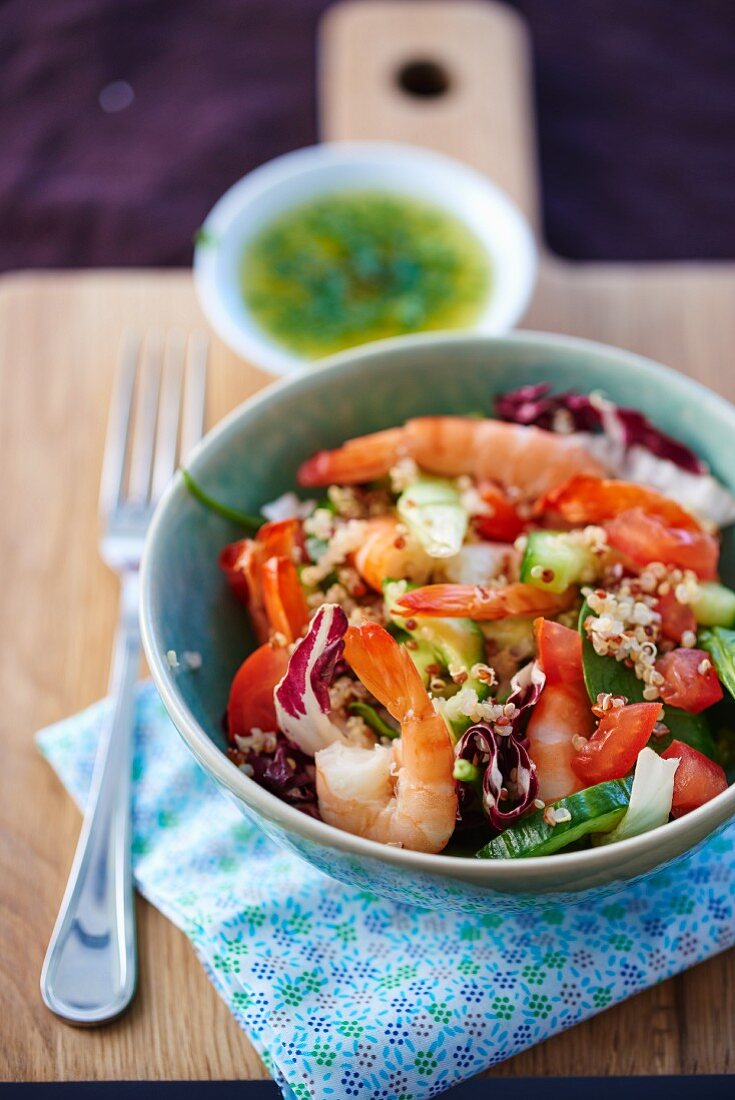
[480,616,537,701]
[692,582,735,628]
[476,777,633,859]
[397,475,468,559]
[348,701,399,740]
[520,531,593,595]
[390,627,442,684]
[480,617,536,652]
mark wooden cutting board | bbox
[2,0,734,1083]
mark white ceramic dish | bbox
[193,141,537,376]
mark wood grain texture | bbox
[319,0,540,230]
[2,0,734,1084]
[0,273,270,1083]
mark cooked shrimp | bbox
[395,582,574,621]
[525,684,592,802]
[352,515,434,592]
[298,427,408,487]
[525,618,595,802]
[298,417,605,498]
[315,621,458,853]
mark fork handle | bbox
[41,571,140,1025]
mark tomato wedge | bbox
[534,618,583,685]
[655,648,723,713]
[526,619,594,802]
[656,588,697,644]
[661,740,728,817]
[605,509,719,579]
[219,539,256,603]
[227,642,290,741]
[261,555,310,643]
[571,701,662,784]
[474,481,525,543]
[539,475,701,531]
[256,517,305,562]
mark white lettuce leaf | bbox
[443,542,514,586]
[597,746,679,845]
[261,491,316,521]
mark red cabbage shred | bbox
[228,735,320,818]
[495,383,705,473]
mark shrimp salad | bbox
[209,385,735,859]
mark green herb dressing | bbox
[240,191,491,359]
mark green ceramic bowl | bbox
[140,331,735,914]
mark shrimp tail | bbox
[297,427,407,486]
[343,622,431,722]
[396,582,575,620]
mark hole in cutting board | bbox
[396,59,451,98]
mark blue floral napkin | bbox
[38,683,735,1100]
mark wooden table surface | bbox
[2,0,735,1084]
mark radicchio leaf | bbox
[495,383,601,434]
[228,736,320,818]
[455,660,545,829]
[505,659,546,734]
[610,407,705,474]
[456,724,539,829]
[495,383,706,474]
[274,604,348,756]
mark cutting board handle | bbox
[319,0,540,235]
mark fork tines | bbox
[100,331,208,517]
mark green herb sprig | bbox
[348,701,400,740]
[181,468,264,534]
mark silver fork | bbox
[40,331,208,1025]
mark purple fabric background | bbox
[2,0,734,270]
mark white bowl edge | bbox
[193,141,538,376]
[140,330,735,892]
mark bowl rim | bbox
[140,328,735,885]
[192,140,537,377]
